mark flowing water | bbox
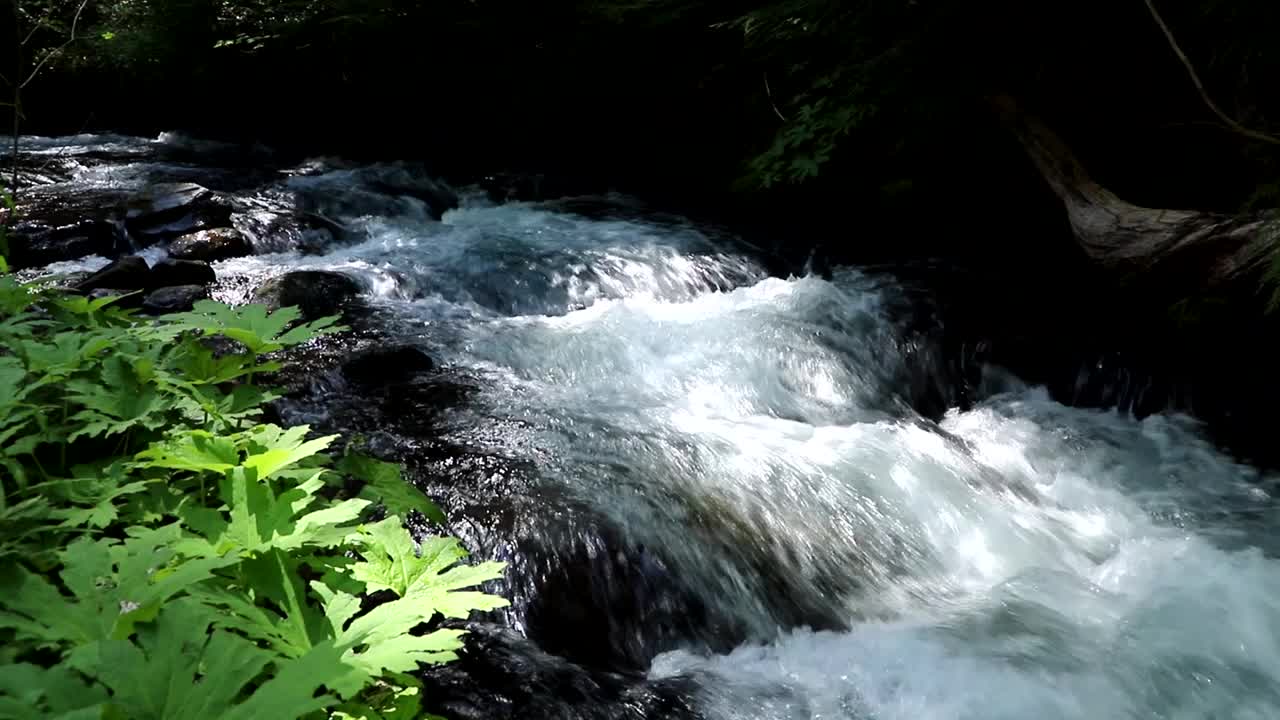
[20,135,1280,718]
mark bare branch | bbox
[20,0,91,90]
[1143,0,1280,146]
[22,3,58,46]
[764,71,787,122]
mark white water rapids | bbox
[26,141,1280,718]
[226,190,1280,719]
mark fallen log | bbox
[991,94,1280,298]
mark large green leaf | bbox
[337,454,446,524]
[92,597,346,720]
[0,662,106,719]
[161,301,341,355]
[0,529,237,650]
[350,517,507,606]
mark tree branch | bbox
[22,3,57,46]
[20,0,90,89]
[1143,0,1280,146]
[764,71,787,122]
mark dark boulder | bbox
[341,346,436,387]
[167,227,250,262]
[142,285,209,314]
[418,624,702,720]
[6,185,132,269]
[251,270,363,321]
[150,258,216,288]
[7,217,121,270]
[124,183,232,243]
[74,256,151,293]
[230,211,337,255]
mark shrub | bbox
[0,269,506,719]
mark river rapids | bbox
[16,133,1280,719]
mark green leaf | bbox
[219,640,347,720]
[93,598,270,720]
[338,454,446,524]
[136,431,240,475]
[349,517,507,603]
[241,425,337,481]
[0,530,237,650]
[0,662,106,719]
[162,301,342,355]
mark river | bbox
[16,133,1280,719]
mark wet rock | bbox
[341,346,436,387]
[514,523,728,674]
[43,271,93,290]
[230,211,336,255]
[252,270,363,321]
[87,288,144,309]
[74,256,151,293]
[124,183,232,242]
[124,183,212,219]
[366,172,458,220]
[419,624,703,720]
[6,186,132,269]
[150,258,216,288]
[167,227,250,262]
[142,285,209,314]
[7,217,121,270]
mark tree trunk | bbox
[991,95,1280,297]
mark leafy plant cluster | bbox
[0,270,506,719]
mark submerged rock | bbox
[168,227,250,262]
[341,346,437,387]
[142,284,209,314]
[252,270,363,321]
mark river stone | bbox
[341,346,436,387]
[6,185,131,269]
[142,285,209,314]
[252,270,363,321]
[419,624,702,720]
[167,227,250,262]
[124,183,212,220]
[74,256,151,293]
[7,217,120,270]
[124,183,232,242]
[150,258,216,288]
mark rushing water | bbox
[21,135,1280,718]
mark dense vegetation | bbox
[0,261,507,718]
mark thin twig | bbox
[20,0,90,89]
[764,71,787,122]
[21,3,57,46]
[1143,0,1280,146]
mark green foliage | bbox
[0,273,507,718]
